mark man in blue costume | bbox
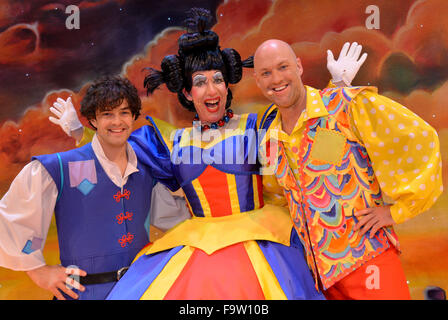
[0,76,189,299]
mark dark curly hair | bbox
[143,8,252,112]
[81,75,141,129]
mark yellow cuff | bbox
[389,202,410,224]
[77,127,95,147]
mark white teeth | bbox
[110,129,124,133]
[273,85,287,92]
[205,99,219,104]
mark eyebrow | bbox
[192,74,207,83]
[119,105,131,110]
[258,60,290,72]
[100,105,131,113]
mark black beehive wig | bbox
[143,8,252,112]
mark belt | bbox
[70,267,129,286]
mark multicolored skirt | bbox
[106,205,325,300]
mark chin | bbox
[109,135,129,145]
[203,111,226,123]
[205,115,222,123]
[273,98,294,108]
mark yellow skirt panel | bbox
[143,204,293,256]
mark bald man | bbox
[254,39,443,299]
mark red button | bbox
[118,233,134,247]
[113,189,131,202]
[116,211,133,224]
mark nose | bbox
[206,80,218,96]
[271,70,282,85]
[111,113,123,125]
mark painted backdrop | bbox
[0,0,447,300]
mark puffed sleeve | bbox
[128,117,180,192]
[0,161,57,270]
[150,182,191,232]
[349,90,443,224]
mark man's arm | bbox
[348,90,443,233]
[0,161,86,299]
[0,161,55,270]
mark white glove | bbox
[49,97,83,137]
[327,42,368,86]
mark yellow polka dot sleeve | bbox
[349,91,443,224]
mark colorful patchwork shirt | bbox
[259,86,443,289]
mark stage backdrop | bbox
[0,0,447,300]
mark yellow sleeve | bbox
[262,174,288,207]
[77,127,95,147]
[349,91,443,224]
[149,117,178,153]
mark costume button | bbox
[113,189,131,202]
[116,211,133,224]
[118,232,134,247]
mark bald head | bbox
[254,39,297,68]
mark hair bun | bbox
[221,48,242,84]
[161,55,184,93]
[178,8,219,56]
[184,8,213,33]
[143,55,183,95]
[178,30,219,56]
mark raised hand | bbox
[327,42,368,86]
[49,97,83,137]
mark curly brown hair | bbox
[81,75,141,129]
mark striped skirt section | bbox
[107,237,324,300]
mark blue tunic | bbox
[33,143,153,299]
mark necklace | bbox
[193,109,233,131]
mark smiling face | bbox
[254,40,305,110]
[184,70,228,124]
[90,101,135,150]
